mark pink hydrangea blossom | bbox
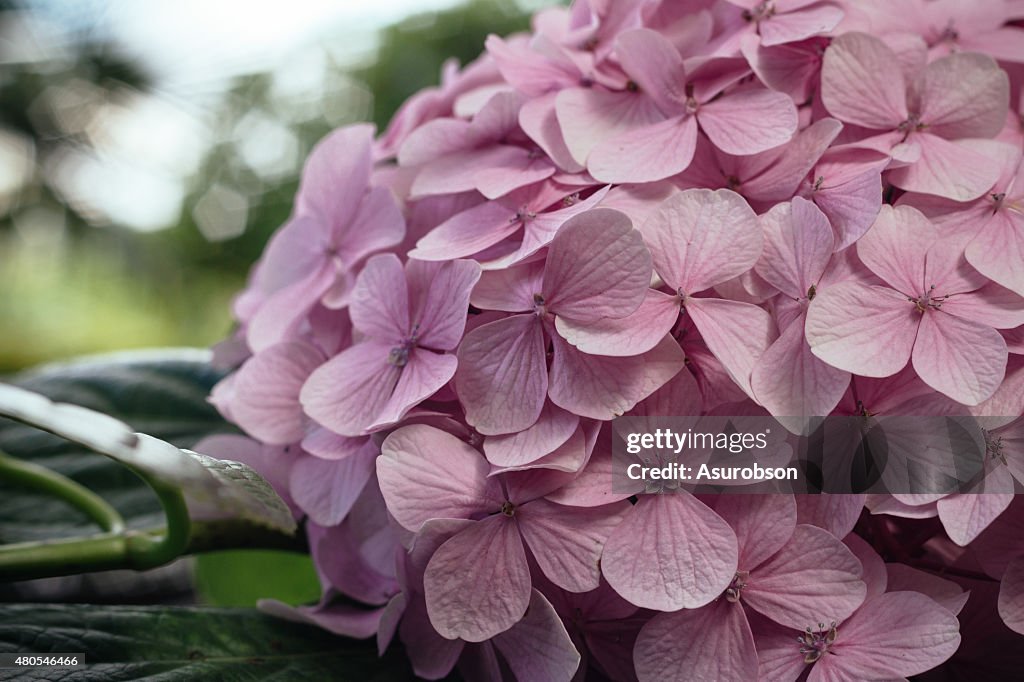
[208,0,1024,677]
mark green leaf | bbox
[0,349,234,545]
[0,604,413,681]
[195,551,321,607]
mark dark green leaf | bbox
[195,550,321,607]
[0,604,413,681]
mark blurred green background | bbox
[0,0,539,373]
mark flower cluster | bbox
[204,1,1024,679]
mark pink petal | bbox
[796,493,866,538]
[247,262,336,352]
[740,34,826,102]
[918,52,1009,140]
[999,557,1024,635]
[966,212,1024,296]
[289,444,377,526]
[297,124,374,236]
[641,188,762,293]
[815,592,960,679]
[228,341,324,444]
[614,29,688,110]
[888,132,1001,201]
[338,186,406,266]
[554,289,680,357]
[543,208,652,322]
[555,88,665,167]
[758,4,844,46]
[698,87,798,155]
[743,118,844,203]
[810,148,885,250]
[471,260,543,313]
[409,200,522,261]
[424,515,532,642]
[885,564,969,615]
[548,332,685,420]
[490,589,582,682]
[401,596,465,678]
[744,524,867,631]
[751,313,851,418]
[843,533,887,599]
[685,297,775,398]
[518,498,630,592]
[602,493,738,610]
[474,148,556,200]
[713,494,797,570]
[936,487,1015,546]
[258,599,383,640]
[300,341,401,436]
[634,600,758,682]
[484,402,579,468]
[369,348,458,430]
[378,424,500,530]
[912,310,1007,405]
[805,282,919,377]
[756,197,835,299]
[456,314,548,435]
[349,254,409,340]
[519,94,585,174]
[588,114,700,183]
[856,204,934,297]
[407,259,481,350]
[820,32,908,130]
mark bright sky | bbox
[16,0,473,230]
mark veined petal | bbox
[912,310,1006,405]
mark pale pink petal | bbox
[484,402,579,467]
[999,557,1024,635]
[796,493,865,538]
[698,87,798,155]
[888,133,1001,201]
[966,212,1024,296]
[289,444,376,525]
[743,118,843,203]
[744,525,866,631]
[634,600,758,682]
[247,263,336,352]
[490,590,581,681]
[936,487,1015,546]
[814,592,960,679]
[490,423,588,474]
[338,186,406,265]
[349,254,410,340]
[407,259,481,350]
[456,314,548,435]
[300,341,401,436]
[519,94,585,174]
[498,185,612,267]
[685,297,775,398]
[856,204,934,297]
[932,284,1024,332]
[554,289,680,357]
[602,493,738,610]
[713,494,797,570]
[470,260,543,313]
[806,282,919,377]
[398,117,472,166]
[555,88,665,166]
[885,564,969,615]
[810,148,885,250]
[258,599,383,640]
[401,597,465,679]
[370,348,458,430]
[918,52,1009,139]
[843,533,887,599]
[409,200,522,261]
[912,310,1007,405]
[518,498,630,592]
[751,314,851,418]
[756,197,835,299]
[297,124,374,235]
[614,29,688,110]
[548,332,685,420]
[588,114,699,183]
[228,341,324,444]
[378,424,501,530]
[543,208,652,322]
[424,515,531,642]
[474,147,557,199]
[740,34,826,102]
[758,4,844,46]
[821,32,908,130]
[640,188,762,293]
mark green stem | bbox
[0,452,125,533]
[122,471,191,570]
